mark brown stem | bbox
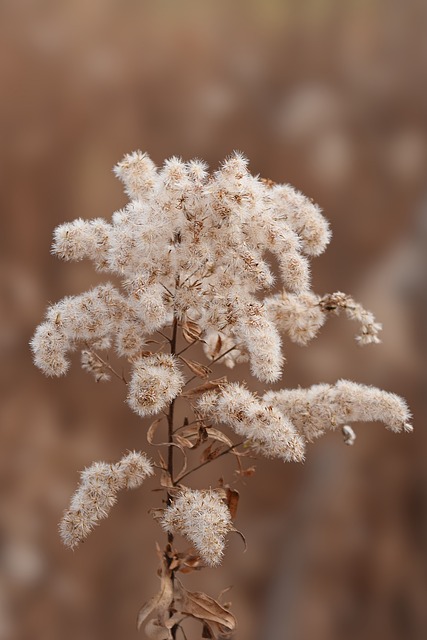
[166,315,179,639]
[176,442,244,483]
[183,343,238,387]
[84,343,127,384]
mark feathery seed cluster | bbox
[160,488,233,566]
[31,149,412,612]
[31,151,336,388]
[127,353,184,417]
[60,451,153,549]
[197,383,305,462]
[264,380,412,442]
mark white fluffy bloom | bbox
[52,218,111,270]
[264,379,412,442]
[197,383,305,463]
[265,291,326,345]
[33,151,383,382]
[30,321,70,377]
[113,150,157,200]
[160,489,232,566]
[127,354,184,417]
[59,451,153,549]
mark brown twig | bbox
[83,343,127,384]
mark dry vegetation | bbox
[1,1,427,639]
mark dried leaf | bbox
[205,427,234,448]
[147,418,164,445]
[149,508,165,522]
[145,619,173,639]
[182,377,227,398]
[164,613,184,630]
[217,585,233,603]
[179,554,204,574]
[160,469,174,488]
[180,356,212,379]
[200,442,224,463]
[137,572,173,630]
[179,424,208,449]
[158,451,167,470]
[174,434,196,449]
[212,334,223,359]
[182,320,202,343]
[231,527,247,552]
[225,488,239,520]
[235,465,256,477]
[174,580,236,633]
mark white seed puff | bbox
[32,151,345,387]
[160,489,233,566]
[59,451,153,549]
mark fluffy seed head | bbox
[160,488,232,566]
[59,452,153,549]
[127,354,184,417]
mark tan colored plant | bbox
[31,151,412,639]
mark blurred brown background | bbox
[1,1,427,639]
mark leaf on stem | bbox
[205,427,234,448]
[148,418,164,445]
[182,377,227,398]
[179,356,212,379]
[174,580,236,638]
[200,442,225,464]
[137,571,174,631]
[182,320,202,344]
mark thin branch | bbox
[172,418,204,435]
[183,344,238,387]
[156,330,172,343]
[83,343,127,384]
[176,442,244,483]
[175,340,198,357]
[209,344,239,366]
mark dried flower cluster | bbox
[31,151,412,639]
[264,379,412,442]
[60,451,153,549]
[160,489,233,567]
[197,383,305,463]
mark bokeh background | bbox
[1,1,427,639]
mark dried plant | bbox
[31,151,412,639]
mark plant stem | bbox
[177,442,244,483]
[167,315,179,639]
[167,316,179,491]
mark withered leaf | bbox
[174,434,196,449]
[147,418,163,445]
[212,334,223,359]
[179,424,208,449]
[164,613,184,630]
[225,487,239,520]
[182,377,227,398]
[145,619,173,639]
[149,508,165,522]
[174,580,236,633]
[179,554,204,574]
[160,469,174,488]
[137,573,173,630]
[200,442,224,464]
[158,451,167,470]
[179,356,212,379]
[235,464,257,477]
[182,320,202,344]
[205,427,234,448]
[231,527,247,552]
